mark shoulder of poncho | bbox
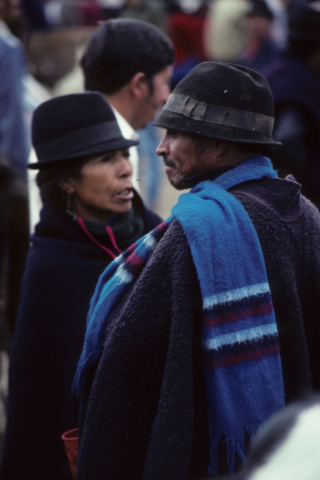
[140,218,193,275]
[157,217,190,253]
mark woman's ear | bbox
[60,178,75,195]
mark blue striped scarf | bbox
[74,156,285,473]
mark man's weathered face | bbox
[156,129,214,190]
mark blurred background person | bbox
[0,0,31,456]
[77,0,104,27]
[265,0,291,48]
[265,0,320,208]
[119,0,167,32]
[20,0,48,32]
[81,19,174,207]
[0,0,29,176]
[0,150,29,453]
[167,0,208,89]
[96,0,125,20]
[0,92,162,480]
[236,0,283,73]
[0,151,28,353]
[204,0,251,62]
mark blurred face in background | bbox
[243,15,272,42]
[0,0,21,22]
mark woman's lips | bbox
[116,188,134,200]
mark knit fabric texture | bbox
[74,156,285,473]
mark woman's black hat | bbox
[154,62,281,146]
[28,92,138,169]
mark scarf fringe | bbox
[208,428,257,475]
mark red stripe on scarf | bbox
[205,344,280,369]
[127,251,144,266]
[204,302,274,328]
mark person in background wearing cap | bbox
[0,92,162,480]
[264,1,320,208]
[81,19,174,195]
[73,62,320,479]
[236,0,282,73]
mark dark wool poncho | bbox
[76,175,320,480]
[0,192,161,480]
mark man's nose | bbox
[156,134,169,156]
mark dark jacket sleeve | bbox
[0,240,108,480]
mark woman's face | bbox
[63,149,134,223]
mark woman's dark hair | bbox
[36,158,87,209]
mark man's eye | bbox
[167,130,177,137]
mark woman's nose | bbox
[119,158,133,177]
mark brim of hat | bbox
[153,111,282,147]
[27,137,139,169]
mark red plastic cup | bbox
[62,428,78,479]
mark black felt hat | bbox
[28,92,138,169]
[154,62,281,146]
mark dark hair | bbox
[190,134,263,158]
[81,19,174,95]
[287,2,320,59]
[288,37,320,60]
[246,0,274,21]
[36,158,87,208]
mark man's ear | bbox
[214,140,229,157]
[60,178,75,194]
[128,72,149,100]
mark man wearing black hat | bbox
[74,62,320,479]
[81,19,174,192]
[265,1,320,208]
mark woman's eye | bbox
[101,155,113,162]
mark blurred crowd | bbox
[1,0,320,474]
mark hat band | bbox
[163,94,274,136]
[35,120,124,160]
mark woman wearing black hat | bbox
[0,92,162,480]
